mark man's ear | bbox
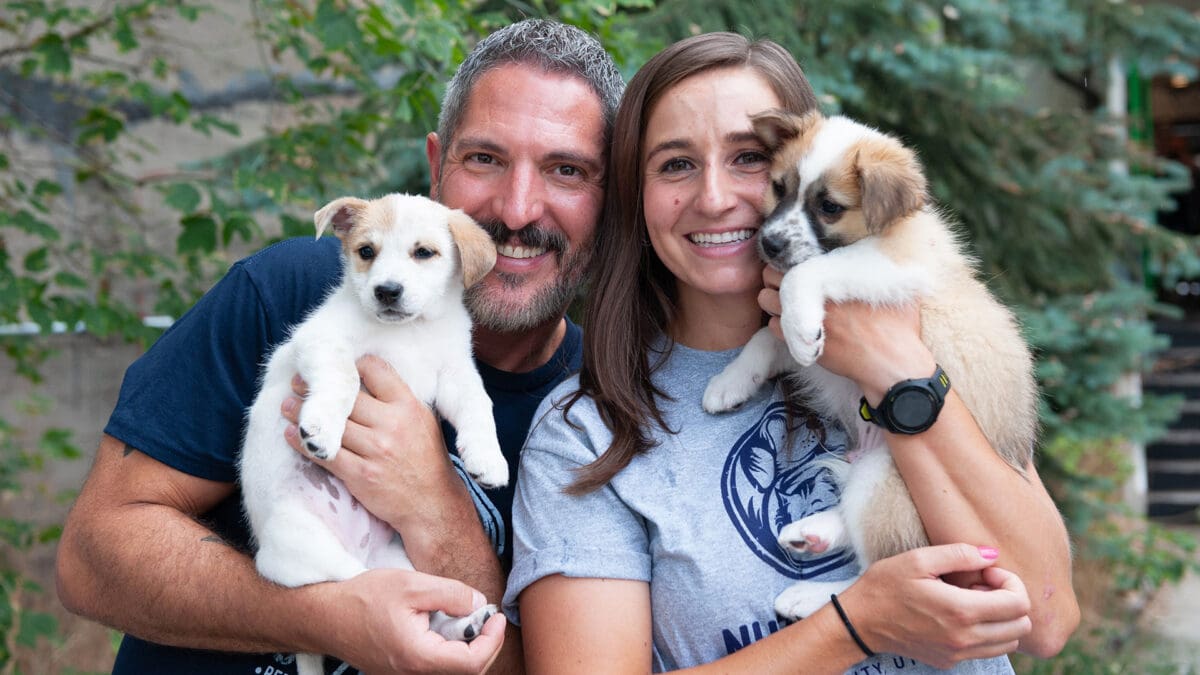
[751,109,822,153]
[314,197,369,239]
[855,136,927,233]
[426,132,442,201]
[447,209,497,288]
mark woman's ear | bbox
[447,210,497,288]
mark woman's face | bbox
[641,67,781,303]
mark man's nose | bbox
[495,163,546,230]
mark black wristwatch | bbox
[858,365,951,435]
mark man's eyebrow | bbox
[451,137,505,155]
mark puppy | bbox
[703,111,1038,621]
[239,193,506,675]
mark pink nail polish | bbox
[978,546,999,560]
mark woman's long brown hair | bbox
[562,33,819,494]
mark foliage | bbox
[3,0,1200,670]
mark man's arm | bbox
[56,434,503,673]
[283,355,522,672]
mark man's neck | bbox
[473,317,568,373]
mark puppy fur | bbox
[238,193,504,675]
[703,111,1038,621]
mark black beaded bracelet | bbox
[830,593,876,659]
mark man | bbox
[55,19,624,675]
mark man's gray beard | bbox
[466,248,591,334]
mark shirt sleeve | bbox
[103,261,275,482]
[501,395,652,625]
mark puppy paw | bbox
[429,604,497,642]
[778,511,845,557]
[458,435,508,489]
[297,411,346,461]
[702,369,763,413]
[782,321,824,366]
[774,583,828,621]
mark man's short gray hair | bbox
[437,19,624,156]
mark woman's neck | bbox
[669,285,764,351]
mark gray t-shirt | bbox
[504,342,1013,674]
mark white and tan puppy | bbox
[239,193,505,675]
[703,111,1038,621]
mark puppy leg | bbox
[778,509,850,556]
[805,240,932,308]
[292,336,359,461]
[254,505,367,587]
[703,327,797,413]
[778,265,829,366]
[435,362,507,489]
[429,605,499,642]
[775,578,856,621]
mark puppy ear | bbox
[856,136,927,233]
[751,109,822,152]
[447,209,497,288]
[314,197,369,240]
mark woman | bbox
[503,33,1078,673]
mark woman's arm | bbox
[811,298,1079,657]
[521,543,1032,675]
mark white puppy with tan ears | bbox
[703,111,1038,622]
[238,193,506,675]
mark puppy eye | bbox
[772,180,786,200]
[358,245,375,260]
[413,246,437,260]
[819,200,844,215]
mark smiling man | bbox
[56,19,623,675]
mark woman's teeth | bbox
[687,229,757,246]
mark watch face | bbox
[890,387,937,431]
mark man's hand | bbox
[839,544,1032,669]
[318,568,505,674]
[283,355,461,533]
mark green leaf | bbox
[34,33,70,74]
[315,0,360,50]
[16,610,57,647]
[113,13,138,51]
[54,271,87,289]
[164,183,202,213]
[178,214,217,254]
[23,247,49,273]
[222,213,258,245]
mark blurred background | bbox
[2,1,1200,672]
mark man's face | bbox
[427,63,606,334]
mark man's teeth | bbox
[497,244,547,259]
[688,229,757,246]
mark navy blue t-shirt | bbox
[103,236,582,674]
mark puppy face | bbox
[313,194,496,323]
[752,111,927,270]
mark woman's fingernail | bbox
[281,397,296,414]
[978,546,999,560]
[472,590,487,609]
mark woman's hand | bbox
[841,544,1032,669]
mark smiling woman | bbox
[641,66,781,342]
[503,30,1077,675]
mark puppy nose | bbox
[759,233,787,261]
[374,283,403,306]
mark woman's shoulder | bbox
[524,374,611,461]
